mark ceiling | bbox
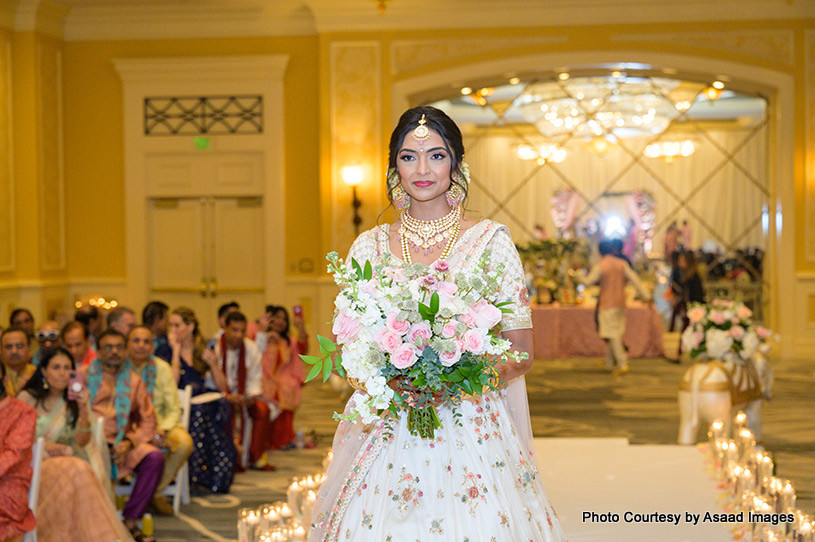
[5,0,815,40]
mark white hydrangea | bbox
[705,328,734,359]
[740,331,760,360]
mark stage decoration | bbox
[700,413,813,542]
[299,252,527,438]
[516,238,591,305]
[550,188,581,234]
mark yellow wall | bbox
[61,35,320,279]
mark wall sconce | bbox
[340,165,364,236]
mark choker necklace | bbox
[399,207,461,263]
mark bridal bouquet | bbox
[301,252,527,438]
[681,299,773,361]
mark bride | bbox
[310,106,567,541]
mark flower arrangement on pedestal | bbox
[516,238,591,304]
[301,252,526,438]
[681,299,773,360]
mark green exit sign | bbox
[194,137,211,150]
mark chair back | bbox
[25,436,45,542]
[178,384,192,430]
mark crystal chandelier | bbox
[515,143,567,165]
[644,140,696,163]
[516,75,683,141]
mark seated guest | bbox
[257,306,308,450]
[60,321,96,368]
[126,326,193,516]
[82,330,163,542]
[2,328,36,397]
[8,309,35,343]
[211,301,240,344]
[212,311,273,470]
[107,306,137,338]
[169,307,236,493]
[142,301,172,362]
[17,348,133,542]
[32,321,60,366]
[0,362,36,542]
[75,305,102,350]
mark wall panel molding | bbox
[806,30,815,263]
[37,40,65,271]
[0,34,13,272]
[613,29,795,67]
[329,41,381,254]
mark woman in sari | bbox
[257,306,307,450]
[17,347,133,542]
[0,362,36,542]
[168,307,237,493]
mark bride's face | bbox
[396,130,453,207]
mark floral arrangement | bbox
[516,238,591,304]
[681,299,773,361]
[301,252,526,438]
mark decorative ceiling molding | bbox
[62,2,315,41]
[391,36,567,75]
[613,29,796,67]
[15,0,68,39]
[25,0,815,41]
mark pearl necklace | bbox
[399,207,461,264]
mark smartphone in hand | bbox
[67,371,85,401]
[207,338,217,350]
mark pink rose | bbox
[376,328,402,354]
[688,307,706,325]
[386,313,410,336]
[433,260,449,272]
[461,310,477,328]
[731,317,740,325]
[462,329,486,355]
[391,343,419,369]
[441,322,458,339]
[755,326,772,340]
[439,341,462,367]
[729,325,745,340]
[437,281,458,297]
[709,311,727,326]
[362,278,378,296]
[408,322,432,345]
[332,312,362,344]
[423,275,438,289]
[736,305,753,320]
[472,300,502,330]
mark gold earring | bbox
[446,182,464,208]
[392,185,410,210]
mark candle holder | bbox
[238,507,260,542]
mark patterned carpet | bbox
[152,341,815,541]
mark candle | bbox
[292,525,307,542]
[778,481,795,513]
[709,419,725,448]
[287,481,301,515]
[738,428,755,460]
[238,507,260,542]
[280,503,293,519]
[734,411,747,430]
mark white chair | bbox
[114,385,193,514]
[24,436,45,542]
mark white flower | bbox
[705,328,734,359]
[740,331,760,360]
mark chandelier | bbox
[515,143,567,165]
[516,75,685,141]
[644,140,696,163]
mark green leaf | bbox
[388,403,399,416]
[412,373,427,387]
[322,358,332,382]
[300,355,323,366]
[318,335,337,355]
[392,391,406,407]
[363,261,373,281]
[305,362,323,382]
[418,303,432,321]
[334,354,345,378]
[430,292,439,314]
[446,369,464,383]
[351,258,363,280]
[461,379,473,395]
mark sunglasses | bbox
[36,331,59,342]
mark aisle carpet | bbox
[152,346,815,541]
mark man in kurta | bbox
[577,238,651,374]
[1,328,37,397]
[126,325,193,515]
[82,329,164,541]
[211,311,273,470]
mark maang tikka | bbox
[412,113,431,143]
